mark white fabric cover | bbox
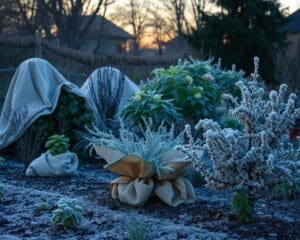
[26,150,79,177]
[0,58,85,149]
[81,67,139,126]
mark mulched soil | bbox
[0,157,299,240]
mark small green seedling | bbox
[51,198,83,228]
[39,201,52,210]
[45,135,70,155]
[231,190,255,222]
[0,182,4,198]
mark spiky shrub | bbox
[86,67,125,132]
[178,57,300,222]
[121,90,182,129]
[51,198,83,228]
[125,217,151,240]
[45,135,70,155]
[85,120,184,175]
[141,58,244,122]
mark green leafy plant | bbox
[231,190,255,222]
[125,217,152,240]
[122,90,182,129]
[144,59,219,122]
[139,58,244,124]
[51,198,83,228]
[45,135,70,155]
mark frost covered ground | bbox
[0,158,299,240]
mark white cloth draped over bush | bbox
[26,151,79,177]
[0,58,85,149]
[0,59,139,149]
[81,67,139,128]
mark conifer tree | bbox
[189,0,287,84]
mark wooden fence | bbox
[0,33,178,100]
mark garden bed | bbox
[0,158,299,240]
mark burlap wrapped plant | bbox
[26,135,78,177]
[86,122,195,207]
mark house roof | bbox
[282,9,300,33]
[164,35,191,49]
[82,15,135,40]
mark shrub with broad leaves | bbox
[123,58,245,129]
[121,90,182,129]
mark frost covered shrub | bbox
[121,90,182,129]
[178,57,300,221]
[51,198,83,228]
[139,58,244,123]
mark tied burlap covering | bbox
[94,146,195,207]
[26,151,79,177]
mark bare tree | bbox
[147,9,174,55]
[13,0,52,37]
[0,0,18,35]
[163,0,187,36]
[110,0,149,52]
[190,0,208,31]
[38,0,114,49]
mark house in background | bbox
[163,35,193,57]
[80,16,135,55]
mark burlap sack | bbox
[94,146,195,207]
[154,149,195,207]
[154,176,195,207]
[94,145,126,164]
[111,177,154,207]
[158,149,192,179]
[96,146,155,206]
[26,150,78,177]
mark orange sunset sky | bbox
[101,0,300,47]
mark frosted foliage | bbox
[179,57,300,195]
